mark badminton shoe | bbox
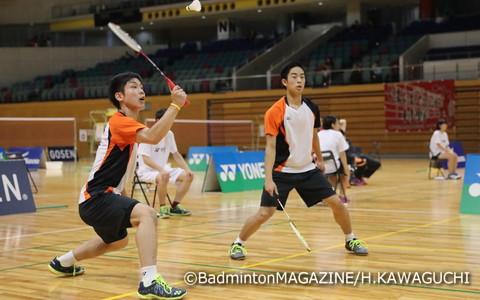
[229,243,247,260]
[137,274,187,299]
[170,204,192,216]
[339,195,351,205]
[157,206,170,219]
[48,257,85,276]
[446,173,461,180]
[345,238,368,255]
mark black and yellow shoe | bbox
[345,238,368,255]
[229,243,247,260]
[48,257,85,276]
[137,274,187,299]
[170,204,192,216]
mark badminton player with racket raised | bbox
[48,72,188,299]
[229,62,368,260]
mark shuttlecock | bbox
[186,0,202,12]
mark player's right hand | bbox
[264,179,278,197]
[170,85,187,108]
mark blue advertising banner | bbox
[47,146,76,161]
[459,154,480,214]
[8,147,43,170]
[0,160,36,216]
[203,151,265,193]
[187,146,238,171]
[0,147,5,161]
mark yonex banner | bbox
[459,154,480,214]
[47,146,76,161]
[0,160,36,216]
[187,146,238,171]
[0,147,5,161]
[8,147,43,170]
[203,151,265,193]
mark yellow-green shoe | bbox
[48,257,85,276]
[170,204,192,216]
[137,274,187,299]
[157,206,170,219]
[229,243,247,260]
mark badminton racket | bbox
[108,22,190,106]
[275,195,311,251]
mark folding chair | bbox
[428,149,445,179]
[131,171,157,207]
[130,171,173,208]
[321,150,347,197]
[5,152,38,194]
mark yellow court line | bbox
[102,215,462,300]
[368,244,480,255]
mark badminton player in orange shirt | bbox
[48,72,188,299]
[229,62,368,260]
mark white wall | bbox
[429,30,480,48]
[424,58,480,81]
[0,45,160,87]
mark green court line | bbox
[0,217,244,255]
[36,205,68,209]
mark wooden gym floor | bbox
[0,158,478,299]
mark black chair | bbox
[321,150,347,197]
[428,150,445,179]
[131,171,157,207]
[130,171,173,207]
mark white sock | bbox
[345,233,355,242]
[141,265,158,286]
[234,237,245,246]
[58,251,77,267]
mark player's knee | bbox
[256,207,275,222]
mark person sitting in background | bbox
[342,135,381,186]
[350,64,363,84]
[318,115,351,204]
[137,108,194,218]
[429,119,461,180]
[370,62,382,83]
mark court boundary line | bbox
[101,215,462,300]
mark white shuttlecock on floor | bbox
[186,0,202,12]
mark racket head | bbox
[108,22,142,53]
[290,222,311,251]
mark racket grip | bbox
[166,77,190,107]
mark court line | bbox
[368,244,480,254]
[0,226,91,241]
[101,215,462,300]
[0,205,257,241]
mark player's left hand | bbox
[316,160,325,173]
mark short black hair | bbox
[108,72,143,109]
[436,119,447,129]
[322,115,337,130]
[280,62,305,81]
[155,108,168,121]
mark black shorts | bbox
[79,193,140,244]
[260,168,336,210]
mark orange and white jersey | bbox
[79,112,146,204]
[265,96,320,173]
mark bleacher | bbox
[0,37,274,103]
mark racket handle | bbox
[165,77,190,107]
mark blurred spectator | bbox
[370,62,382,83]
[350,64,363,84]
[322,57,333,87]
